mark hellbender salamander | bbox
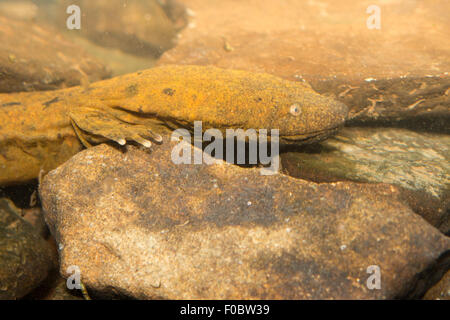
[0,65,348,185]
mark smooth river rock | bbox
[40,140,450,299]
[0,198,56,299]
[282,127,450,234]
[159,0,450,131]
[0,15,110,93]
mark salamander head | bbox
[271,88,348,144]
[177,67,349,145]
[235,78,349,145]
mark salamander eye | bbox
[289,103,301,116]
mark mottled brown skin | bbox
[0,65,348,185]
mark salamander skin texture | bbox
[0,65,348,185]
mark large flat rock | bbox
[40,140,449,299]
[0,15,110,93]
[282,127,450,233]
[159,0,450,131]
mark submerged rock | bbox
[0,15,110,93]
[55,0,185,58]
[159,0,450,131]
[282,127,450,233]
[0,198,56,299]
[0,1,38,21]
[40,140,449,299]
[21,206,49,239]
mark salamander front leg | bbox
[69,107,163,148]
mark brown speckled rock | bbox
[282,127,450,234]
[39,140,450,299]
[0,15,110,93]
[159,0,450,131]
[0,198,56,299]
